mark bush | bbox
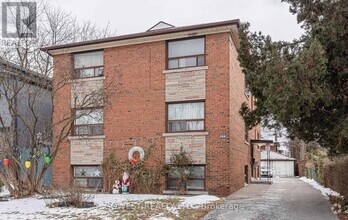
[102,143,166,194]
[305,148,328,184]
[166,146,193,193]
[324,155,348,199]
[44,187,95,208]
[102,154,125,193]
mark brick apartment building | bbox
[42,19,260,196]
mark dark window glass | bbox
[186,179,204,190]
[74,178,87,187]
[167,165,205,190]
[167,179,180,189]
[73,166,103,189]
[88,178,103,188]
[189,166,205,178]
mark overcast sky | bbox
[49,0,304,42]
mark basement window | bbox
[74,51,104,78]
[73,166,103,189]
[167,37,205,69]
[167,165,205,190]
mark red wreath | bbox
[129,152,141,166]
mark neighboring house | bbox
[0,58,52,185]
[259,143,292,157]
[261,151,296,177]
[42,19,260,196]
[260,143,280,153]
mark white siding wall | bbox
[261,160,295,177]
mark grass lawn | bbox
[0,191,223,220]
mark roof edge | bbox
[40,19,240,53]
[0,58,52,90]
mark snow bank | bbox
[299,177,341,199]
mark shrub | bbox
[166,146,193,194]
[305,148,328,184]
[102,154,125,193]
[102,143,166,194]
[44,187,95,208]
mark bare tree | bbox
[0,1,115,197]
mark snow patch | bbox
[0,186,10,196]
[299,177,341,199]
[181,195,220,206]
[149,216,173,220]
[0,193,220,219]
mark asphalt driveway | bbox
[204,178,338,220]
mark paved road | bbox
[204,178,338,220]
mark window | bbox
[167,37,205,69]
[167,102,204,132]
[73,166,103,189]
[73,108,103,135]
[167,165,205,190]
[74,51,104,78]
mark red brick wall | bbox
[51,32,258,196]
[52,53,73,189]
[103,41,166,174]
[205,33,231,195]
[228,34,253,193]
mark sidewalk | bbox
[204,178,338,220]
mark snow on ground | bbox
[299,177,341,199]
[0,191,220,220]
[181,195,220,207]
[0,186,10,196]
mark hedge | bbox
[323,155,348,199]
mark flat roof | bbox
[40,19,240,52]
[0,58,52,90]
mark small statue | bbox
[112,177,121,194]
[121,171,130,194]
